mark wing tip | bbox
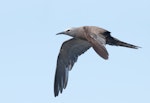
[105,56,109,60]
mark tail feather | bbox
[106,36,140,49]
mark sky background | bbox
[0,0,150,103]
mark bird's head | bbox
[56,27,79,37]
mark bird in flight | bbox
[54,26,140,97]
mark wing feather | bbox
[54,38,91,96]
[86,32,109,59]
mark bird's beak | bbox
[56,31,66,35]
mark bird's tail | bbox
[106,36,140,49]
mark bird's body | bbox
[54,26,140,97]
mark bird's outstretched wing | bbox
[86,32,109,59]
[54,38,91,97]
[90,34,108,59]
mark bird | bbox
[54,26,140,97]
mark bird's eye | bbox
[67,29,70,32]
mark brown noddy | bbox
[54,26,140,97]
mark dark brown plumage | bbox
[54,26,140,97]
